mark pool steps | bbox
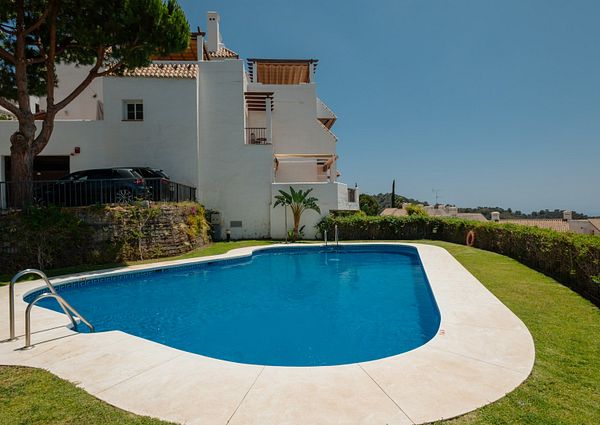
[5,268,94,349]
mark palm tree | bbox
[273,187,321,241]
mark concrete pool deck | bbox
[0,243,535,424]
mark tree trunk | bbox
[293,212,301,241]
[9,122,36,208]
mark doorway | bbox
[3,155,70,181]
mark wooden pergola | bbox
[247,59,319,85]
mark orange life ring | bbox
[466,230,476,247]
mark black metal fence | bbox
[0,178,196,211]
[245,127,270,144]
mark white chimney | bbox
[197,30,205,62]
[206,12,222,53]
[491,211,500,222]
[563,210,572,221]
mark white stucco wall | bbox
[247,83,337,155]
[0,120,109,178]
[270,182,358,240]
[275,158,325,183]
[1,76,198,187]
[198,59,273,240]
[39,64,104,120]
[102,76,198,186]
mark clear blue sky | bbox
[180,0,600,215]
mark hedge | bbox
[317,215,600,307]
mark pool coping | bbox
[0,243,535,425]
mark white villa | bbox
[0,11,359,239]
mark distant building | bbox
[381,204,488,222]
[568,218,600,236]
[498,219,570,232]
[492,210,600,236]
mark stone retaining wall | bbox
[0,203,210,275]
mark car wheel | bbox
[115,188,133,205]
[31,195,47,207]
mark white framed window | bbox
[123,100,143,121]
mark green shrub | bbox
[1,206,94,272]
[317,214,600,306]
[359,194,380,216]
[405,203,427,216]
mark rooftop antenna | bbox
[432,188,441,206]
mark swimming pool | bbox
[26,245,440,366]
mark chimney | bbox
[206,12,222,53]
[491,211,500,222]
[563,210,572,221]
[196,28,205,62]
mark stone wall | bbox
[0,203,210,275]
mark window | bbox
[123,100,143,121]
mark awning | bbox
[247,59,318,84]
[274,154,338,172]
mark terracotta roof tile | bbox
[122,63,198,79]
[118,33,238,79]
[208,46,238,59]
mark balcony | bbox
[316,98,336,129]
[273,154,337,183]
[245,127,271,145]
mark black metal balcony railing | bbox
[0,178,196,211]
[245,127,270,145]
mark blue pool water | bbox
[27,245,440,366]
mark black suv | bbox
[35,168,149,206]
[131,167,174,201]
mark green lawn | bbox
[1,241,599,424]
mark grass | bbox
[0,366,172,425]
[1,240,599,424]
[426,241,600,425]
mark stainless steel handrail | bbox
[324,230,328,246]
[334,225,339,246]
[8,269,76,341]
[24,292,94,349]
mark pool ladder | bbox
[324,226,339,247]
[5,269,94,349]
